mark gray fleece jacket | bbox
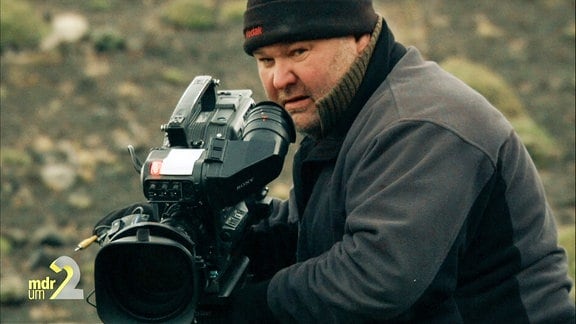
[261,46,575,323]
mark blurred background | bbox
[1,0,574,322]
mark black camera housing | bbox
[93,76,295,323]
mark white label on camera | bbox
[160,149,204,175]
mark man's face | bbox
[253,36,369,136]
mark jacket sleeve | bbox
[267,121,498,322]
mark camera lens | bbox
[95,238,198,323]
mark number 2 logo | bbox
[49,256,84,300]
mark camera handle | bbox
[127,144,143,174]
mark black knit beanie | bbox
[243,0,378,55]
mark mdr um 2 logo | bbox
[28,256,84,300]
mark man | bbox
[231,0,576,323]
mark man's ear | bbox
[355,34,371,54]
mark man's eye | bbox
[292,48,307,57]
[258,57,274,65]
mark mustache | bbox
[277,85,314,106]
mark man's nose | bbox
[272,61,297,90]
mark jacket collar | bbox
[315,16,383,138]
[301,16,407,161]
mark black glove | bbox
[241,223,298,282]
[229,279,278,324]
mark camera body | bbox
[93,76,295,323]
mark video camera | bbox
[90,76,295,323]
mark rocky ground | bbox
[1,0,574,322]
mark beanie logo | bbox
[245,26,263,39]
